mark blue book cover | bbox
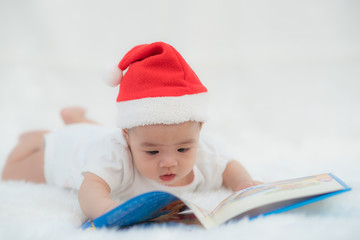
[81,191,182,230]
[81,173,351,230]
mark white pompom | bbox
[102,64,123,87]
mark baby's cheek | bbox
[137,161,157,178]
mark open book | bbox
[81,173,351,230]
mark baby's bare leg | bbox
[2,131,47,183]
[6,131,48,164]
[60,107,97,125]
[2,150,45,183]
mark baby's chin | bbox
[149,174,177,187]
[158,174,186,187]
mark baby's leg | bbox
[7,131,48,163]
[60,107,97,125]
[2,150,45,183]
[2,131,48,183]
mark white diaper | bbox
[43,123,115,190]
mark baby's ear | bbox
[122,129,130,143]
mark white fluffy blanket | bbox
[0,170,359,240]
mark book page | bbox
[179,199,216,229]
[210,173,346,227]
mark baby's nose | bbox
[159,156,177,168]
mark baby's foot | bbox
[60,107,87,125]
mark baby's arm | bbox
[78,172,119,219]
[222,160,261,192]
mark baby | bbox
[1,42,260,220]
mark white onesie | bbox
[44,123,232,201]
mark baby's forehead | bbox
[126,122,202,145]
[129,121,201,132]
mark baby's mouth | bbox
[160,174,176,182]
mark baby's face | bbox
[123,121,202,186]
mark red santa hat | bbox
[105,42,208,129]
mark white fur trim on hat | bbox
[116,93,208,129]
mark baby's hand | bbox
[233,180,263,192]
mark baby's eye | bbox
[146,150,159,155]
[177,148,189,153]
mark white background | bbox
[0,0,359,239]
